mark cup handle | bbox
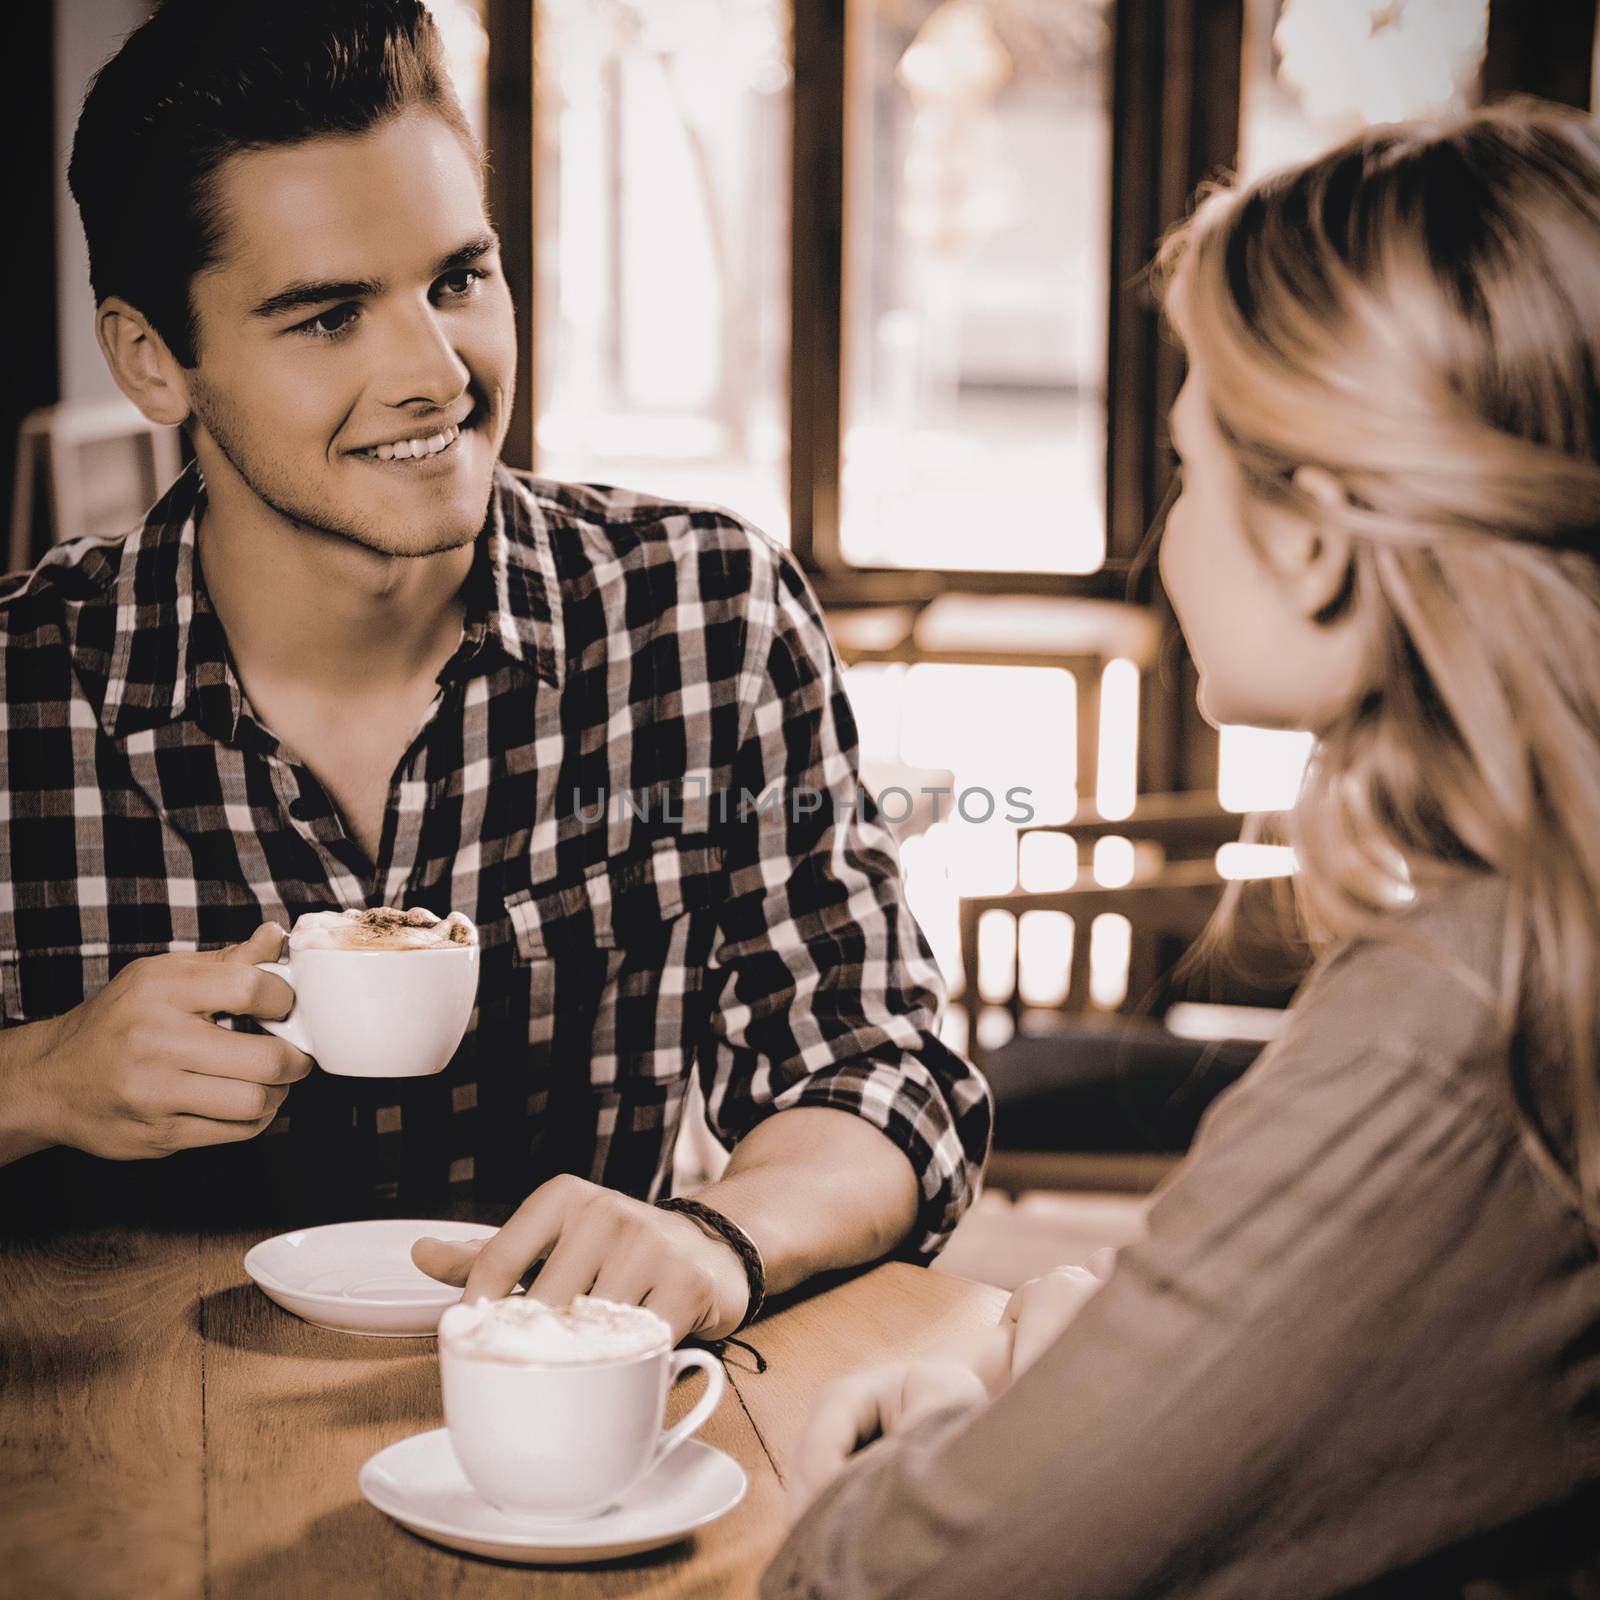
[251,961,316,1057]
[654,1350,726,1466]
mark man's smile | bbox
[344,403,490,470]
[353,420,462,463]
[346,396,481,459]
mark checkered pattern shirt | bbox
[0,462,990,1250]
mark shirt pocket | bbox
[504,834,725,958]
[0,945,182,1025]
[502,835,725,1090]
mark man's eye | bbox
[297,304,361,340]
[436,268,486,299]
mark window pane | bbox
[840,0,1111,573]
[1239,0,1488,180]
[532,1,792,537]
[429,0,489,148]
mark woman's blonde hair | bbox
[1158,102,1600,1220]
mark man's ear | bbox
[1275,463,1358,625]
[95,298,193,428]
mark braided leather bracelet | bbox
[655,1196,767,1334]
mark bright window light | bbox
[1019,830,1078,893]
[842,663,908,767]
[977,908,1018,1004]
[976,1006,1017,1053]
[897,833,962,991]
[1092,835,1136,888]
[900,664,1077,825]
[1096,658,1139,821]
[1215,842,1299,881]
[1217,725,1314,813]
[1018,910,1073,1008]
[1088,913,1131,1010]
[942,820,1019,898]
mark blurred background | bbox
[9,0,1596,1279]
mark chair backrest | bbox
[953,794,1306,1072]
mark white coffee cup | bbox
[438,1324,726,1521]
[251,944,477,1078]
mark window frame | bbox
[485,0,1246,785]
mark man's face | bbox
[183,108,516,558]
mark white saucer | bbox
[358,1430,748,1564]
[244,1219,495,1337]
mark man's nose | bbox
[375,301,471,409]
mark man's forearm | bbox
[692,1106,921,1299]
[0,1019,58,1167]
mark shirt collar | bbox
[99,461,232,742]
[472,464,566,688]
[99,460,564,744]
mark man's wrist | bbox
[656,1196,766,1335]
[0,1016,63,1166]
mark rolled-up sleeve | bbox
[699,544,991,1255]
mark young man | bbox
[0,0,990,1343]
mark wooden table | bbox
[0,1229,1006,1599]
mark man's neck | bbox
[196,479,474,701]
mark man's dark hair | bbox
[67,0,479,368]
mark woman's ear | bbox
[1280,464,1357,624]
[95,298,193,428]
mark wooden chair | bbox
[955,794,1301,1195]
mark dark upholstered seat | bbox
[988,1021,1263,1157]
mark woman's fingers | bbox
[788,1371,889,1513]
[1008,1266,1102,1378]
[787,1359,987,1517]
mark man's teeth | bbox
[366,423,460,461]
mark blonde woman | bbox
[763,103,1600,1599]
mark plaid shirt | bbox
[0,463,990,1249]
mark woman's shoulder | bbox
[1188,875,1510,1142]
[1197,871,1594,1231]
[1177,873,1583,1245]
[1258,873,1514,1102]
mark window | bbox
[839,0,1112,574]
[482,0,1296,1024]
[1239,0,1488,181]
[528,0,792,536]
[432,0,491,146]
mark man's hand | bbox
[411,1173,751,1344]
[9,923,312,1162]
[787,1358,988,1514]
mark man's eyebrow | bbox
[248,235,500,320]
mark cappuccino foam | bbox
[289,906,477,952]
[438,1295,671,1365]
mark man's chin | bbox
[317,485,493,559]
[350,522,481,560]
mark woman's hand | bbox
[787,1358,988,1514]
[1001,1261,1108,1380]
[783,1254,1118,1515]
